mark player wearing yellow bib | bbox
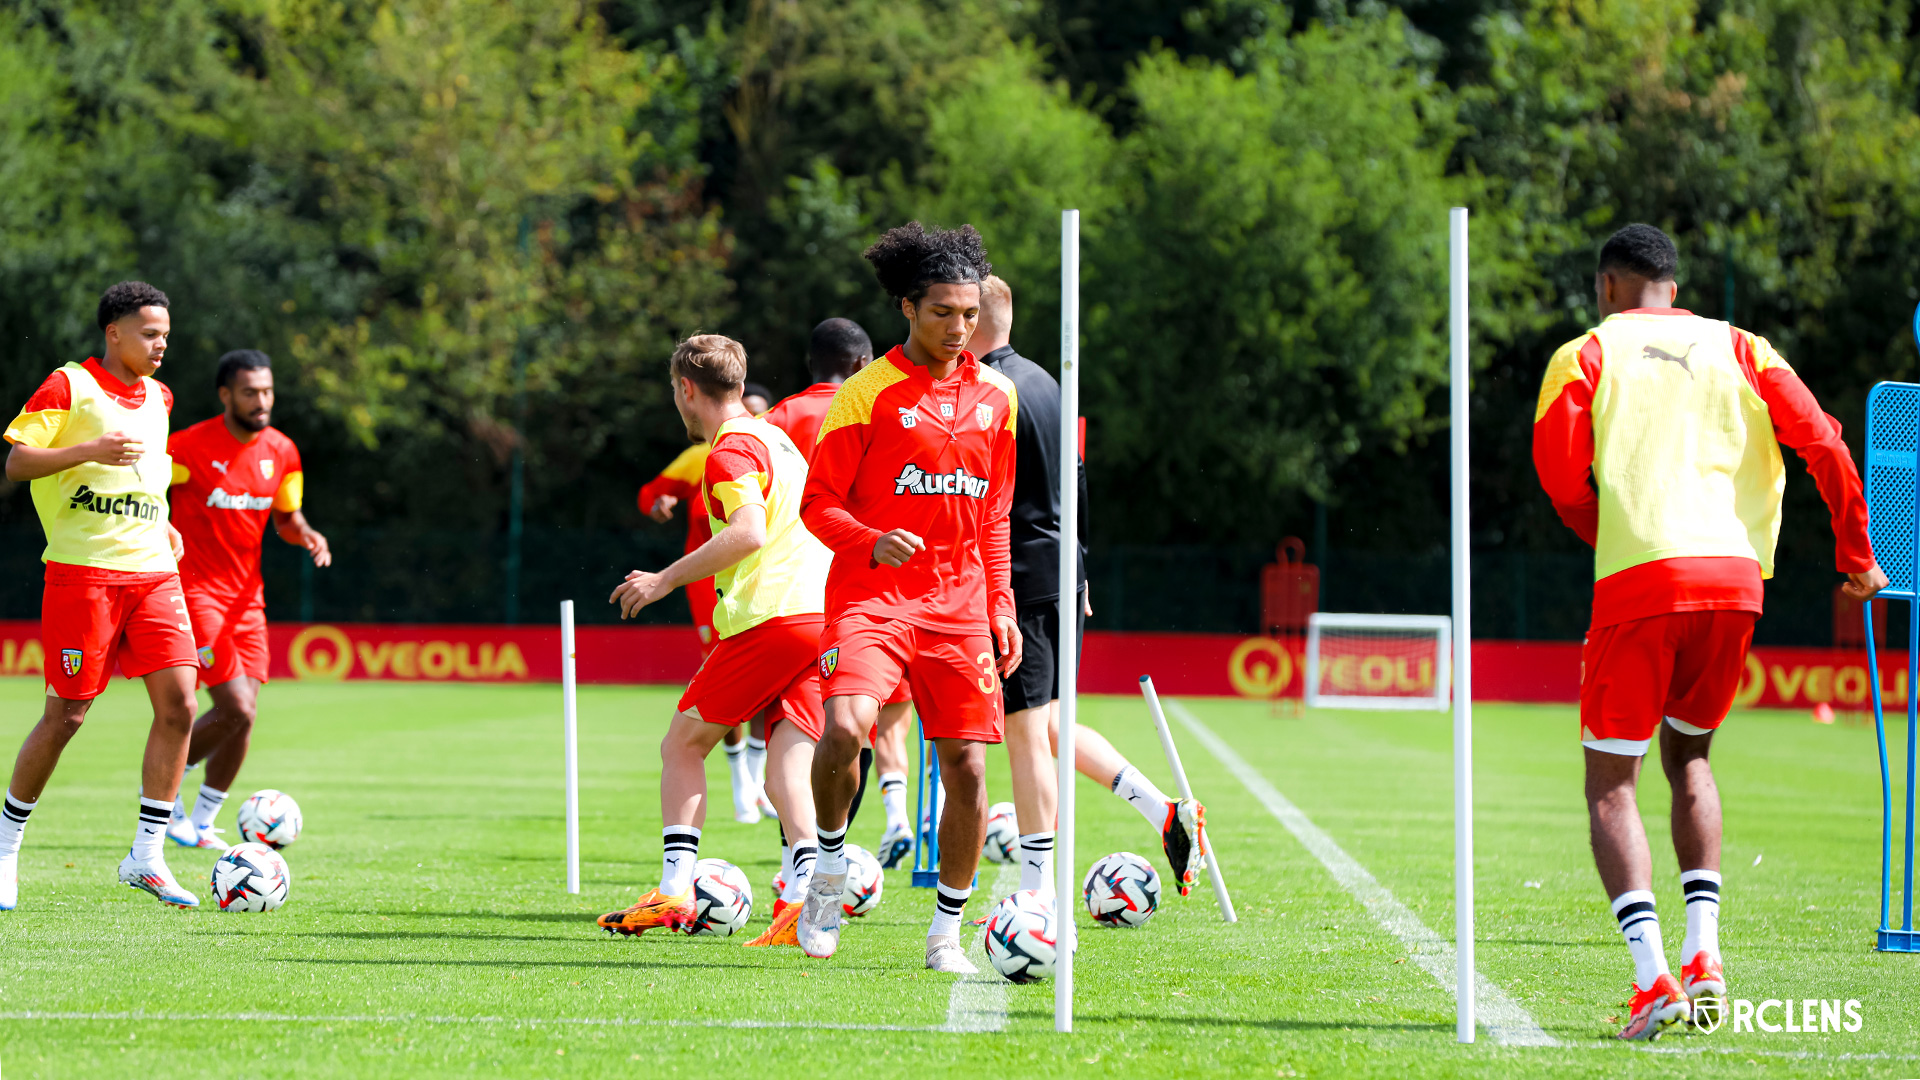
[596,336,834,945]
[0,282,202,910]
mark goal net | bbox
[1304,613,1452,711]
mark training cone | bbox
[1812,702,1835,725]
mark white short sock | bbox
[745,737,768,788]
[1019,831,1055,894]
[1681,869,1722,963]
[1612,889,1669,991]
[930,882,972,939]
[724,741,754,812]
[0,791,36,859]
[817,825,848,877]
[132,797,172,862]
[784,843,817,904]
[1112,765,1172,830]
[660,825,701,895]
[879,772,909,831]
[190,785,228,829]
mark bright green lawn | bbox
[0,677,1915,1078]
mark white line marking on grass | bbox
[941,862,1022,1033]
[1165,699,1557,1048]
[0,1011,941,1033]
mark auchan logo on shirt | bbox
[893,463,989,499]
[207,487,273,511]
[67,484,163,521]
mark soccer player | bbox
[163,350,330,848]
[971,275,1208,897]
[0,281,200,909]
[1533,224,1883,1040]
[796,223,1022,972]
[763,319,917,865]
[596,335,831,942]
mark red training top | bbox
[761,382,840,463]
[1533,309,1874,628]
[168,416,305,608]
[800,347,1017,634]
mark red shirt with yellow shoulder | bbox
[4,358,174,585]
[762,382,840,463]
[800,347,1017,634]
[167,417,304,608]
[1532,308,1873,628]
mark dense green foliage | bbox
[4,0,1919,597]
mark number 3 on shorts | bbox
[975,651,997,695]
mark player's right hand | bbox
[872,528,925,568]
[648,494,678,523]
[85,431,143,467]
[1844,564,1890,601]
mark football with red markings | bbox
[1082,851,1161,928]
[210,842,290,912]
[840,844,885,916]
[981,801,1019,864]
[985,889,1057,983]
[235,789,303,849]
[688,858,752,937]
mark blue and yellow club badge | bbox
[60,649,82,678]
[818,647,839,680]
[198,645,215,669]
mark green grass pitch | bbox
[0,676,1916,1077]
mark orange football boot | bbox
[1616,973,1690,1041]
[771,897,793,921]
[1681,952,1725,1027]
[743,901,801,947]
[596,888,694,936]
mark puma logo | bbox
[1643,342,1696,376]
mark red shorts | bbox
[688,577,719,658]
[1580,610,1756,755]
[679,616,824,740]
[186,592,269,688]
[885,679,912,706]
[818,614,1002,743]
[42,575,197,700]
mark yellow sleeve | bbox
[3,409,64,448]
[170,462,191,486]
[1535,335,1594,423]
[659,443,708,485]
[1739,330,1794,374]
[710,473,768,520]
[274,470,304,512]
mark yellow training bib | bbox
[704,416,830,638]
[29,363,176,573]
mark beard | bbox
[233,410,270,433]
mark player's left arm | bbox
[1532,336,1601,546]
[987,392,1021,676]
[1743,333,1885,597]
[269,456,330,567]
[613,436,770,618]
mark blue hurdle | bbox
[910,719,942,888]
[1864,362,1920,953]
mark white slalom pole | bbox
[1054,208,1080,1034]
[1138,677,1236,923]
[1448,206,1474,1043]
[561,600,580,895]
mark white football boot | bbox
[118,851,199,908]
[755,789,779,820]
[166,816,227,850]
[877,821,915,869]
[925,934,976,974]
[0,850,18,910]
[796,870,845,958]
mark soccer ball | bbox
[984,890,1057,983]
[235,789,302,849]
[209,842,290,912]
[688,858,752,937]
[982,801,1019,864]
[841,844,885,917]
[1082,851,1160,928]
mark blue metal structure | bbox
[910,720,942,888]
[1863,363,1920,952]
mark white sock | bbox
[1681,870,1722,962]
[784,843,817,904]
[132,796,172,862]
[930,882,972,939]
[0,791,36,859]
[1612,890,1669,991]
[724,741,754,813]
[879,772,909,830]
[660,825,701,895]
[1019,831,1055,894]
[190,785,228,829]
[745,737,768,789]
[1112,765,1172,830]
[817,825,848,877]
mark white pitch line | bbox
[0,1010,940,1033]
[1165,699,1557,1048]
[941,862,1023,1033]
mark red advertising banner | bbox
[0,619,1902,708]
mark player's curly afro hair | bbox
[862,222,992,303]
[96,280,169,330]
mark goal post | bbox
[1303,613,1453,711]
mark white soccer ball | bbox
[688,858,752,937]
[985,889,1057,983]
[841,844,885,917]
[210,842,290,912]
[982,801,1019,864]
[1082,851,1160,928]
[235,789,302,849]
